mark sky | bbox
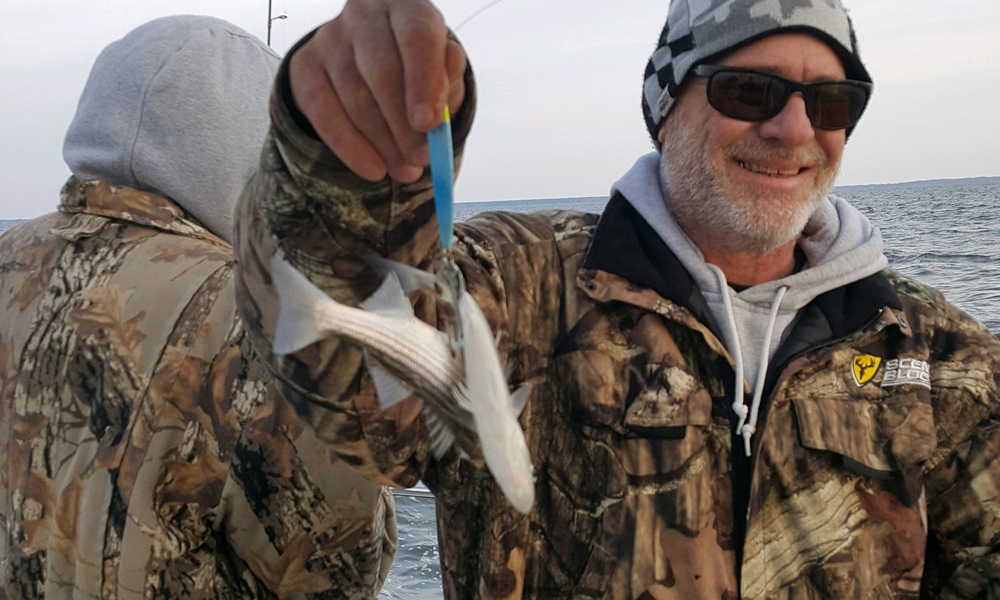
[2,0,999,219]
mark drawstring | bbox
[708,264,789,457]
[741,285,788,457]
[708,266,748,435]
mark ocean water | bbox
[451,183,1000,333]
[1,182,998,598]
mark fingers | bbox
[353,19,428,170]
[389,6,450,132]
[445,40,467,116]
[290,44,388,182]
[288,0,467,184]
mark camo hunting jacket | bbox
[233,56,1000,599]
[0,179,397,599]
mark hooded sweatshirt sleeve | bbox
[232,35,477,488]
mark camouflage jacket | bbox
[234,58,1000,599]
[0,179,397,599]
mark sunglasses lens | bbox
[704,68,870,129]
[707,71,787,122]
[806,83,869,129]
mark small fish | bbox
[375,256,535,514]
[444,262,535,514]
[271,254,535,514]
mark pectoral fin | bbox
[424,410,457,459]
[510,383,532,418]
[364,350,413,409]
[360,271,414,319]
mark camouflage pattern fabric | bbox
[0,179,396,599]
[233,61,1000,599]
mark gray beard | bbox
[659,117,838,256]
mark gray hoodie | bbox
[63,15,279,243]
[613,152,887,454]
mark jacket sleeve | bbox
[220,334,398,598]
[918,296,1000,598]
[232,35,478,489]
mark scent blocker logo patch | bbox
[851,354,881,386]
[881,358,931,390]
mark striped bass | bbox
[270,254,535,514]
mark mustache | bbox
[723,140,827,168]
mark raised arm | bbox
[232,0,475,489]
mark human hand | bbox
[290,0,467,183]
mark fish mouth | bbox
[735,160,806,178]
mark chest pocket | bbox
[792,392,936,505]
[561,308,718,466]
[617,359,717,476]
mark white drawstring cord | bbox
[707,265,748,434]
[741,285,788,457]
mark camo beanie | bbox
[642,0,871,147]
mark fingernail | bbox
[411,103,435,130]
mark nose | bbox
[757,93,815,147]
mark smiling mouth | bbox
[736,160,805,177]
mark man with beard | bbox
[233,0,1000,597]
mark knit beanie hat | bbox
[642,0,871,147]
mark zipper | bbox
[734,307,895,586]
[749,307,891,453]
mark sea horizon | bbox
[2,175,998,222]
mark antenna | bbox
[267,0,287,46]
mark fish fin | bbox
[366,256,437,293]
[510,383,532,417]
[446,325,464,359]
[360,272,414,319]
[453,383,477,415]
[504,362,514,380]
[270,254,333,355]
[424,410,456,459]
[364,350,413,409]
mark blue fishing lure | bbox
[427,107,455,250]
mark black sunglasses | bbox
[691,64,873,130]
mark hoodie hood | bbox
[611,152,888,454]
[63,15,279,243]
[613,153,887,317]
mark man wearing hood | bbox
[234,0,1000,598]
[0,16,396,599]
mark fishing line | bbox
[455,0,508,31]
[430,0,509,249]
